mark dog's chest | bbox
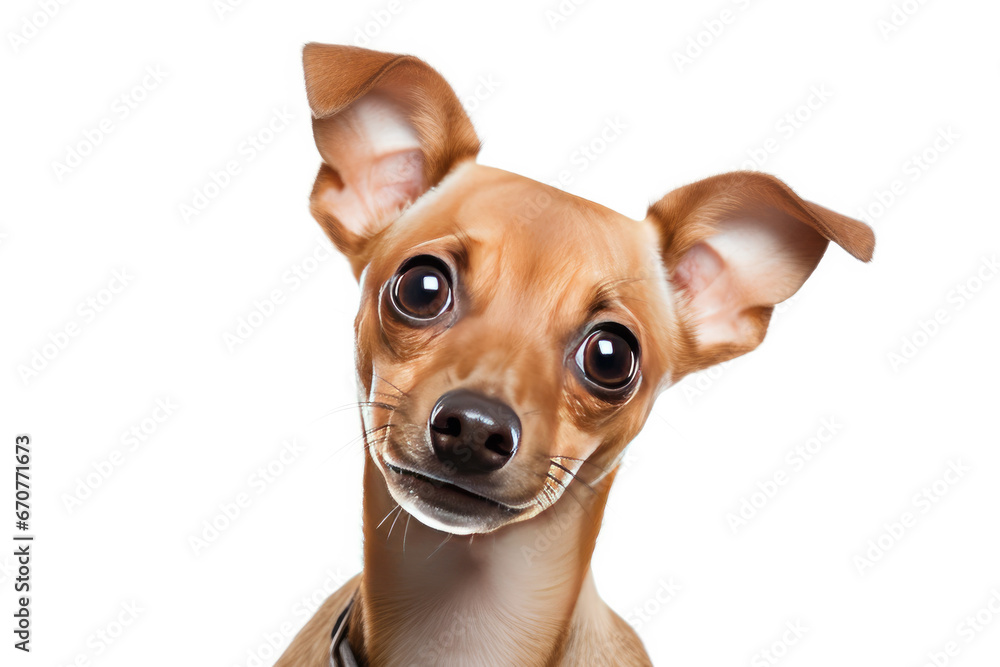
[371,544,581,665]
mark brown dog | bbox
[277,44,874,666]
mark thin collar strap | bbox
[329,594,359,667]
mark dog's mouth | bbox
[385,462,517,512]
[378,455,528,534]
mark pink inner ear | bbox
[313,93,427,238]
[674,242,723,294]
[674,243,748,348]
[372,149,425,207]
[670,213,830,352]
[318,148,425,238]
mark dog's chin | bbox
[380,461,524,535]
[395,495,503,535]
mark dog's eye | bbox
[575,324,639,391]
[391,257,452,320]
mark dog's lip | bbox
[383,461,520,512]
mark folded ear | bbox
[646,171,875,377]
[302,43,480,276]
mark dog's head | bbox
[302,44,874,534]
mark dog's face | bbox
[302,44,874,534]
[354,164,675,532]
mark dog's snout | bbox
[429,389,521,473]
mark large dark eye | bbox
[390,257,452,320]
[575,324,639,391]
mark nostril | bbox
[431,414,462,437]
[429,389,521,473]
[484,433,512,457]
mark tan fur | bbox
[275,574,360,667]
[646,171,875,376]
[279,44,875,665]
[303,43,479,274]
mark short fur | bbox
[277,44,874,666]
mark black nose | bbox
[429,390,521,473]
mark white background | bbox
[2,0,999,665]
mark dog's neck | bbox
[348,455,613,666]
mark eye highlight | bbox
[389,255,453,321]
[574,323,640,394]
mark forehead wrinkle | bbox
[386,224,476,276]
[472,219,647,347]
[588,274,657,316]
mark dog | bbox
[276,44,875,666]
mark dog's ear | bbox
[646,171,875,378]
[302,43,480,277]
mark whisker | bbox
[550,455,614,477]
[549,460,575,476]
[550,461,598,495]
[342,423,392,452]
[426,534,452,560]
[361,432,392,454]
[320,423,394,465]
[359,422,392,439]
[403,515,411,555]
[364,402,399,412]
[532,468,594,520]
[387,506,404,540]
[372,373,409,398]
[309,400,398,425]
[553,475,594,520]
[377,503,401,529]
